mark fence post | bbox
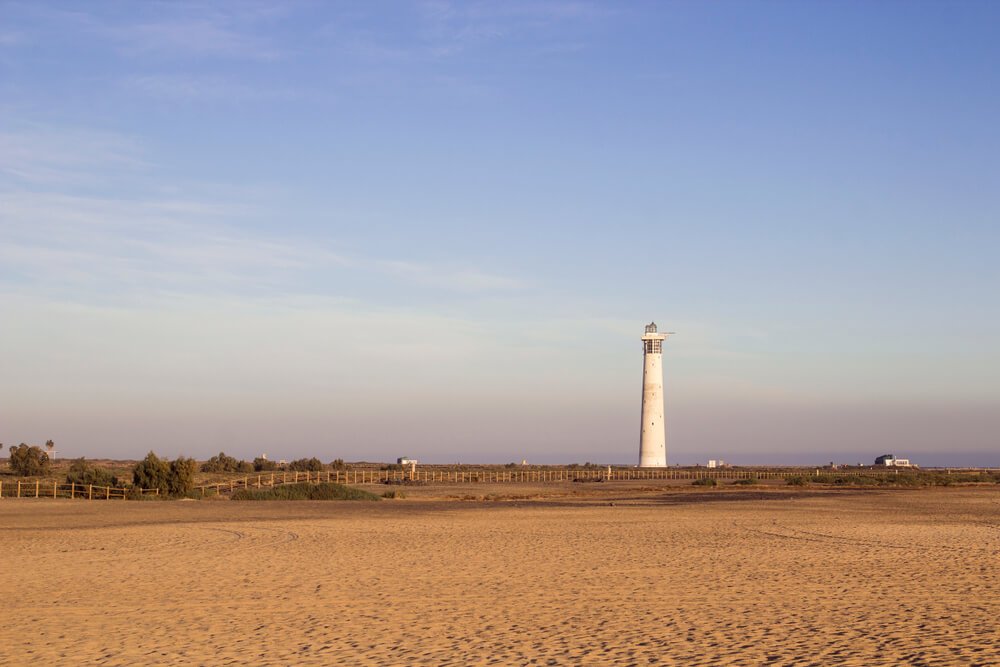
[17,480,21,498]
[106,486,110,500]
[0,480,3,498]
[36,480,40,498]
[89,484,93,500]
[53,481,57,498]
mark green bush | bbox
[253,457,277,472]
[329,458,346,470]
[288,457,325,472]
[382,489,406,499]
[133,451,170,492]
[231,482,379,501]
[785,476,808,486]
[169,457,197,496]
[66,458,118,488]
[8,444,51,476]
[201,451,253,473]
[809,474,880,486]
[692,477,718,487]
[132,451,197,497]
[732,477,760,486]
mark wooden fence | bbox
[192,467,903,495]
[0,479,161,500]
[0,467,911,501]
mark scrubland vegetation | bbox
[7,444,52,476]
[788,471,1000,487]
[231,482,379,501]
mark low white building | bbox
[875,454,913,468]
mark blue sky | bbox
[1,1,998,465]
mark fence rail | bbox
[0,480,161,500]
[194,467,906,495]
[0,467,944,501]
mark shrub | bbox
[201,451,252,474]
[382,489,406,499]
[8,444,51,476]
[329,458,346,470]
[732,477,760,486]
[66,458,118,487]
[168,457,197,496]
[785,476,808,486]
[253,457,277,472]
[133,451,171,492]
[132,451,197,497]
[288,457,325,472]
[692,477,718,487]
[231,482,379,501]
[809,474,880,486]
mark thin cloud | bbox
[1,189,523,302]
[417,0,612,57]
[17,4,285,61]
[0,126,148,185]
[0,31,25,47]
[377,259,524,292]
[122,74,300,103]
[106,18,283,61]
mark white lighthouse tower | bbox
[639,322,672,467]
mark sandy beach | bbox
[1,484,997,666]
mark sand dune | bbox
[1,485,997,665]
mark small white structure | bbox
[875,454,913,468]
[707,460,718,469]
[398,457,418,465]
[638,322,673,467]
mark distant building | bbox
[707,459,725,469]
[398,457,418,465]
[875,454,913,468]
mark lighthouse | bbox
[639,322,672,467]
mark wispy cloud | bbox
[122,74,300,103]
[0,123,523,303]
[0,30,25,47]
[415,0,612,57]
[0,125,147,185]
[1,188,523,303]
[376,259,524,291]
[104,18,283,61]
[327,0,609,65]
[13,3,286,61]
